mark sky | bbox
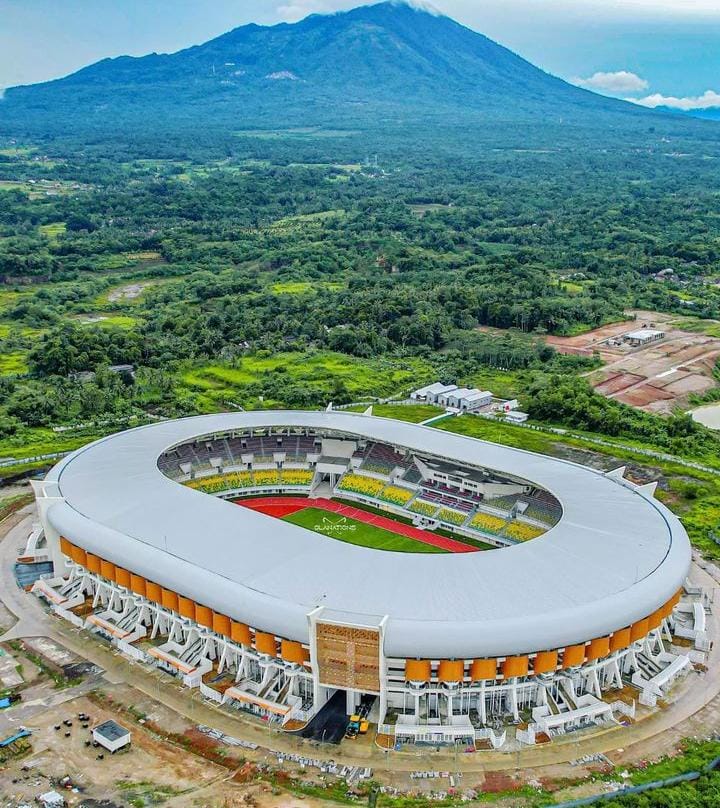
[1,0,719,109]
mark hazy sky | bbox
[1,0,719,109]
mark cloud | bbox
[574,70,649,94]
[629,90,720,110]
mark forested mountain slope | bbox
[0,1,670,138]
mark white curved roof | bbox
[44,411,691,659]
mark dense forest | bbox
[0,122,720,455]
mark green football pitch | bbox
[281,507,447,553]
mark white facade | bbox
[625,329,665,346]
[411,382,454,401]
[25,411,696,750]
[455,390,492,411]
[92,720,131,752]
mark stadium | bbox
[27,410,697,750]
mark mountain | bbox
[0,0,662,137]
[657,106,720,122]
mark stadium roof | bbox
[43,411,690,659]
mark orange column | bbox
[178,596,195,620]
[115,567,131,588]
[630,617,649,642]
[231,621,252,646]
[130,574,147,597]
[100,559,116,581]
[281,640,306,665]
[437,660,464,682]
[502,656,529,678]
[586,636,610,662]
[86,553,101,574]
[195,604,213,628]
[562,644,586,668]
[532,650,558,675]
[255,632,278,656]
[70,545,87,566]
[470,659,497,680]
[212,613,231,636]
[609,627,631,652]
[161,588,179,612]
[647,607,665,630]
[146,581,162,603]
[405,659,432,681]
[59,537,73,557]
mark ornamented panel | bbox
[316,622,381,693]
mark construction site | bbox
[545,311,720,414]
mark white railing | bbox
[516,726,536,745]
[116,639,147,662]
[475,727,506,749]
[200,682,225,703]
[609,700,636,719]
[53,604,84,628]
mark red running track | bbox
[236,496,478,553]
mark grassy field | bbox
[346,403,444,423]
[0,352,29,376]
[671,317,720,338]
[74,313,139,329]
[282,506,446,553]
[39,222,66,241]
[271,280,343,295]
[267,210,345,235]
[179,351,435,411]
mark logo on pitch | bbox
[315,515,356,533]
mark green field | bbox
[281,506,447,553]
[179,351,435,411]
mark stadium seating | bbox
[186,471,254,493]
[337,473,386,498]
[469,512,507,535]
[504,522,545,542]
[185,467,314,493]
[252,469,281,487]
[379,485,414,506]
[280,469,314,486]
[437,507,467,526]
[409,499,438,517]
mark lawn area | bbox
[267,210,345,235]
[346,403,444,423]
[282,506,446,553]
[179,351,435,411]
[0,352,29,376]
[671,317,720,338]
[39,222,66,241]
[74,313,139,329]
[271,280,343,295]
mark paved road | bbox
[2,506,720,777]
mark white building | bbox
[411,382,455,402]
[412,383,493,411]
[505,411,529,424]
[28,412,693,751]
[92,720,131,753]
[454,390,493,412]
[418,383,459,404]
[625,329,665,347]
